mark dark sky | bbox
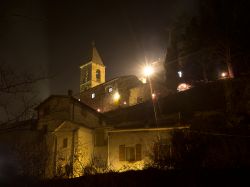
[0,0,196,100]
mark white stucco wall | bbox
[107,128,174,171]
[73,127,94,176]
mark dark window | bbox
[63,138,68,148]
[39,110,44,118]
[96,69,101,81]
[81,108,87,117]
[119,144,142,162]
[43,106,50,116]
[42,125,48,132]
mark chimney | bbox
[68,89,73,97]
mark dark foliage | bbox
[165,0,250,91]
[3,168,249,187]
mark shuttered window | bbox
[119,144,142,162]
[135,144,142,161]
[126,147,135,161]
[119,145,125,161]
[63,138,68,148]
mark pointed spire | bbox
[91,41,104,66]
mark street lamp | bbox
[142,64,158,127]
[220,72,228,79]
[143,65,154,77]
[113,92,120,102]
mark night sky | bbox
[0,0,196,100]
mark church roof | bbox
[35,95,103,118]
[80,42,104,67]
[91,42,104,66]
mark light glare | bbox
[177,83,191,92]
[113,92,120,102]
[152,93,156,99]
[178,71,182,78]
[221,72,227,78]
[143,65,154,77]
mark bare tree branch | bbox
[0,63,49,129]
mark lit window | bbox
[63,138,68,148]
[108,87,113,93]
[91,93,95,99]
[178,71,182,78]
[177,83,191,92]
[43,106,50,116]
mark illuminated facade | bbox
[80,75,146,112]
[35,93,104,178]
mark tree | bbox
[165,0,250,90]
[0,63,47,129]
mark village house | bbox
[33,91,188,178]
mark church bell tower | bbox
[80,42,105,93]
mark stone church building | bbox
[0,44,188,179]
[79,42,154,113]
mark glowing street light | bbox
[220,72,227,79]
[152,93,156,99]
[143,65,154,77]
[177,83,191,92]
[113,92,120,102]
[142,63,158,126]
